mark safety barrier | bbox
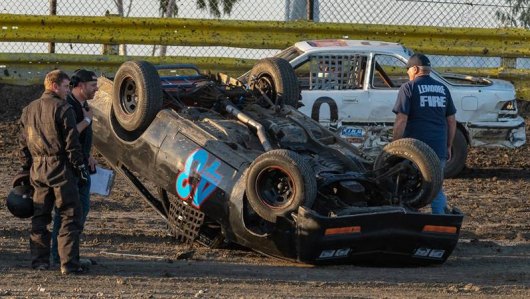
[0,53,250,85]
[2,14,530,56]
[1,14,530,98]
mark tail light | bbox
[422,225,458,234]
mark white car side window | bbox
[294,55,367,91]
[372,55,408,89]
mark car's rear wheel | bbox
[248,57,300,108]
[374,138,442,209]
[245,149,317,223]
[444,129,467,178]
[112,61,163,134]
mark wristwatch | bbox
[84,117,92,125]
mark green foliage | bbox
[196,0,239,18]
[159,0,179,17]
[496,0,530,28]
[159,0,239,18]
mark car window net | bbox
[309,54,366,90]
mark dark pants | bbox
[31,180,82,271]
[51,175,91,263]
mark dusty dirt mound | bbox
[0,84,528,298]
[0,84,43,121]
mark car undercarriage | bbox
[90,59,463,265]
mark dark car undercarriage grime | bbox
[90,59,463,265]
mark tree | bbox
[158,0,240,23]
[113,0,134,55]
[157,0,178,56]
[159,0,178,18]
[496,0,530,28]
[196,0,239,18]
[114,0,133,17]
[156,0,240,56]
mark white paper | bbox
[89,166,116,196]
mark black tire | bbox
[112,61,163,133]
[248,57,300,108]
[245,149,317,223]
[445,129,468,178]
[374,138,442,209]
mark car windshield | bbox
[275,46,303,61]
[399,46,458,84]
[372,54,408,88]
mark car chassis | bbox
[91,59,463,265]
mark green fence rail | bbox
[1,14,530,98]
[0,53,251,84]
[2,14,530,56]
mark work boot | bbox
[33,264,49,271]
[60,266,87,275]
[80,258,95,267]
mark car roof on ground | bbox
[293,39,412,57]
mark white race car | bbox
[268,39,526,177]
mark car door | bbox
[294,53,370,130]
[338,53,408,154]
[367,54,409,123]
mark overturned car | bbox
[91,59,463,265]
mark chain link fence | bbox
[318,0,514,27]
[1,0,529,67]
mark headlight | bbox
[500,100,517,111]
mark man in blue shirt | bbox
[392,53,457,214]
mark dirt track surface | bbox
[0,84,528,298]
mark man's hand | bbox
[392,113,408,140]
[76,164,89,185]
[82,103,93,121]
[77,103,94,133]
[88,156,97,173]
[446,114,456,163]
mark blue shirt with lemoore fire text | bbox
[392,75,456,160]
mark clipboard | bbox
[89,166,116,196]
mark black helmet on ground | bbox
[6,184,34,218]
[11,170,30,188]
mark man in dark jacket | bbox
[392,53,457,214]
[19,69,89,274]
[51,69,98,265]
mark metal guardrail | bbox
[1,14,530,56]
[1,14,530,99]
[0,53,250,85]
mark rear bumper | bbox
[294,206,463,265]
[467,116,526,148]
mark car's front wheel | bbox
[245,150,317,223]
[374,138,442,209]
[112,61,163,134]
[248,58,300,108]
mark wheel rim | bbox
[255,166,295,209]
[385,158,423,202]
[254,74,277,104]
[120,77,138,114]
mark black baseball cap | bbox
[406,53,431,68]
[73,69,97,83]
